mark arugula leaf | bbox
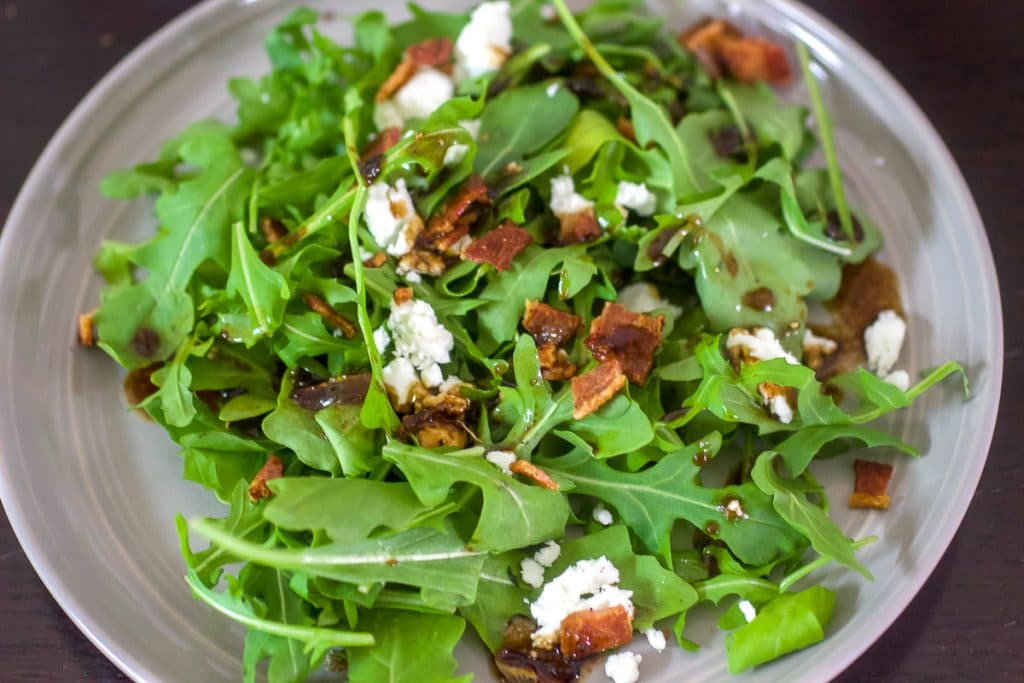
[458,553,529,651]
[348,611,468,683]
[725,586,835,673]
[227,222,290,340]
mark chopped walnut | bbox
[363,251,388,268]
[559,606,634,660]
[849,459,894,510]
[249,454,285,502]
[303,293,357,339]
[463,221,533,271]
[77,310,98,346]
[585,303,665,385]
[538,343,577,381]
[571,359,627,420]
[259,216,288,244]
[523,301,581,348]
[509,459,560,491]
[393,287,415,306]
[556,207,602,245]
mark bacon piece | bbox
[571,359,627,420]
[249,454,285,502]
[557,208,602,245]
[375,38,454,102]
[538,343,577,382]
[362,126,403,160]
[463,222,533,271]
[681,18,792,85]
[419,175,492,252]
[363,251,387,268]
[559,606,634,660]
[393,287,414,306]
[509,459,560,491]
[523,301,581,348]
[584,303,665,385]
[77,310,97,346]
[849,459,894,510]
[303,293,357,339]
[259,216,288,244]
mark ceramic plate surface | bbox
[0,0,1002,681]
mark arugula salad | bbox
[79,1,966,681]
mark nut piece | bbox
[303,293,357,339]
[571,359,627,420]
[249,453,285,502]
[77,310,98,346]
[559,605,634,660]
[509,459,560,491]
[585,303,665,385]
[537,343,577,382]
[557,208,602,245]
[849,459,894,510]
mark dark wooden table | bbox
[1,1,1021,681]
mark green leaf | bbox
[383,442,570,553]
[725,586,835,673]
[348,611,467,683]
[458,553,529,652]
[262,371,340,474]
[563,394,655,459]
[773,424,917,476]
[227,222,290,340]
[721,82,807,161]
[177,482,269,587]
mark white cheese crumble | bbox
[617,282,682,319]
[454,1,512,80]
[381,357,419,406]
[373,326,390,355]
[605,651,642,683]
[738,600,757,623]
[364,179,419,257]
[767,393,793,424]
[485,449,517,475]
[593,504,613,526]
[539,3,557,21]
[726,327,799,365]
[546,81,560,97]
[644,628,666,653]
[373,67,455,130]
[420,362,444,388]
[459,118,482,139]
[534,540,561,568]
[520,557,546,589]
[883,369,910,392]
[864,309,905,377]
[724,498,747,519]
[443,142,470,166]
[803,329,838,354]
[614,181,658,216]
[386,298,454,371]
[529,557,634,646]
[550,174,593,216]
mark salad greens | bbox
[83,1,967,681]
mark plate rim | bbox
[0,0,1004,681]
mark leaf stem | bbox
[778,536,877,593]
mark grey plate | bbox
[0,0,1002,681]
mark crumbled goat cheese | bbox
[459,118,482,139]
[521,557,546,589]
[381,357,419,405]
[617,282,682,318]
[644,628,666,653]
[724,498,747,519]
[614,181,658,216]
[546,82,560,97]
[550,174,593,215]
[534,540,561,568]
[738,600,757,623]
[593,504,614,526]
[364,179,418,256]
[539,3,557,21]
[882,369,910,392]
[443,142,470,166]
[420,362,444,388]
[529,557,634,646]
[373,326,391,355]
[485,449,517,475]
[605,651,642,683]
[454,1,512,80]
[864,309,905,377]
[386,298,454,371]
[397,265,422,283]
[803,329,838,354]
[767,393,793,424]
[726,327,799,365]
[373,67,455,130]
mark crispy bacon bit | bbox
[393,287,414,306]
[538,344,577,382]
[523,301,581,348]
[849,459,894,510]
[557,208,602,245]
[463,222,533,271]
[259,216,288,244]
[77,310,98,346]
[249,454,285,502]
[363,251,387,268]
[290,373,371,410]
[559,606,634,660]
[571,359,627,420]
[303,293,357,339]
[419,175,492,252]
[509,459,560,491]
[681,19,792,85]
[585,303,665,385]
[362,126,403,160]
[616,116,637,143]
[375,38,454,102]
